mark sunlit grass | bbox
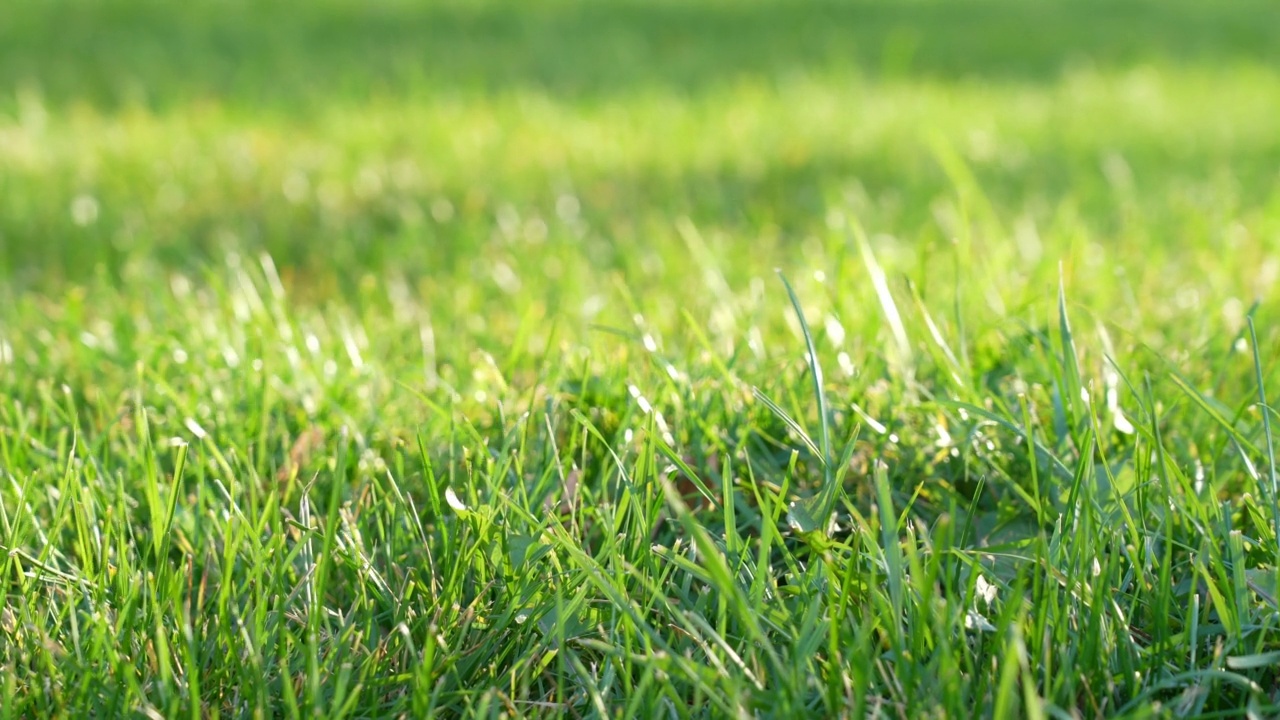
[3,0,1280,716]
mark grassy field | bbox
[3,0,1280,716]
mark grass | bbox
[3,0,1280,716]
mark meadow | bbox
[3,0,1280,716]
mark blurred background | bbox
[2,0,1279,407]
[4,0,1277,287]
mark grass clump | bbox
[3,0,1280,716]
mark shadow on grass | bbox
[1,0,1276,111]
[6,140,1275,292]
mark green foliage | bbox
[3,0,1280,716]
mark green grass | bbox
[3,0,1280,716]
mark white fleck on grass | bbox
[444,488,468,515]
[837,351,855,377]
[555,194,580,220]
[850,402,887,435]
[430,197,454,222]
[492,261,521,293]
[628,384,653,414]
[976,574,997,606]
[964,610,996,633]
[934,420,953,448]
[824,315,845,346]
[282,170,310,203]
[70,194,99,226]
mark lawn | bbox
[3,0,1280,716]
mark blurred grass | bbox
[2,0,1278,289]
[3,0,1278,109]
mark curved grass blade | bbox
[767,271,842,536]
